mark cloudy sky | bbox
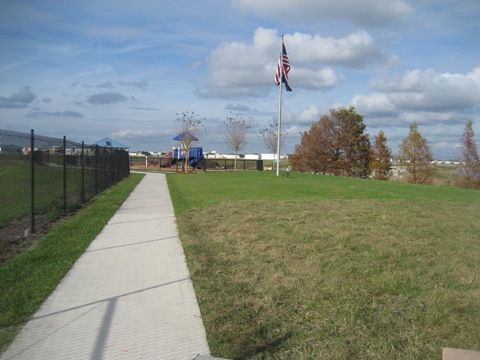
[1,0,479,159]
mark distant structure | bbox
[94,138,129,150]
[1,144,23,154]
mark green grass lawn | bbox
[1,161,86,228]
[0,173,144,354]
[167,171,480,359]
[0,161,31,228]
[168,171,479,215]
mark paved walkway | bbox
[2,173,211,360]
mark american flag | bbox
[275,43,292,92]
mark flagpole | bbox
[276,35,284,177]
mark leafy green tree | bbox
[370,130,392,180]
[398,123,435,184]
[457,120,480,189]
[291,107,370,177]
[225,113,253,170]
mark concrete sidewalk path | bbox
[2,173,211,360]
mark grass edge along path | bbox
[0,173,145,354]
[167,171,480,359]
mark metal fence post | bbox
[30,129,35,234]
[63,136,67,213]
[95,145,99,195]
[111,149,115,183]
[81,141,85,203]
[103,147,107,188]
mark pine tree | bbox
[457,120,480,189]
[370,130,392,180]
[398,123,435,184]
[333,107,371,178]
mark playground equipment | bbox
[168,132,204,170]
[172,147,204,169]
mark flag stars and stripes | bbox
[275,43,292,92]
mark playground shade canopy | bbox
[173,132,198,141]
[94,137,129,149]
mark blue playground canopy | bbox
[172,132,198,141]
[94,137,128,149]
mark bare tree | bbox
[259,119,288,168]
[398,123,435,184]
[175,111,206,171]
[370,130,392,180]
[224,113,253,170]
[457,120,480,188]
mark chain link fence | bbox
[0,129,130,241]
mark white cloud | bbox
[112,129,166,138]
[199,28,379,98]
[232,0,412,26]
[198,28,278,98]
[296,105,322,124]
[351,93,396,117]
[287,31,382,68]
[293,68,340,89]
[401,111,465,126]
[353,67,480,118]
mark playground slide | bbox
[189,155,204,169]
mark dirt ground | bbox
[0,215,69,265]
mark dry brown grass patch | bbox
[178,199,480,359]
